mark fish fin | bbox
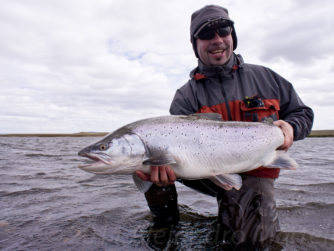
[210,174,242,190]
[266,151,298,170]
[262,117,274,124]
[142,150,177,166]
[189,113,223,121]
[132,173,153,193]
[210,178,233,190]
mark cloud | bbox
[257,0,334,65]
[0,0,333,133]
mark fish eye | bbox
[99,144,108,151]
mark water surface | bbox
[0,137,333,250]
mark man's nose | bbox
[211,32,225,42]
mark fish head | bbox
[78,133,145,174]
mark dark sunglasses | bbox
[196,25,232,40]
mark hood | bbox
[190,5,238,58]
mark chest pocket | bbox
[240,98,280,122]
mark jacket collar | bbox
[191,53,243,80]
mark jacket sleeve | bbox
[169,82,198,116]
[273,71,314,141]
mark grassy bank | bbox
[308,130,334,137]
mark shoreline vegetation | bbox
[0,130,333,137]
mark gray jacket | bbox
[170,53,314,141]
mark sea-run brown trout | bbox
[78,113,297,192]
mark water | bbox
[0,137,333,250]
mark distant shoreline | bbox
[308,130,334,137]
[0,132,109,137]
[0,130,334,137]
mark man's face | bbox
[196,30,233,66]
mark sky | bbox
[1,0,333,133]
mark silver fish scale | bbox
[128,116,283,179]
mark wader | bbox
[216,175,280,246]
[144,174,279,247]
[145,184,179,228]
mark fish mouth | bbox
[78,153,112,173]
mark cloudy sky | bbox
[1,0,333,133]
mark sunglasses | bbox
[195,25,232,40]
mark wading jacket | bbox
[170,53,314,178]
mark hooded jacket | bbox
[170,53,314,178]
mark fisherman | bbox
[136,5,314,249]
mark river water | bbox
[0,137,333,250]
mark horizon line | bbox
[0,130,334,137]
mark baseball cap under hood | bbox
[190,5,238,58]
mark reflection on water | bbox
[0,137,333,250]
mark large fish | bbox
[78,113,297,191]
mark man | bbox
[137,4,314,248]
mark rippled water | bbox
[0,137,333,250]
